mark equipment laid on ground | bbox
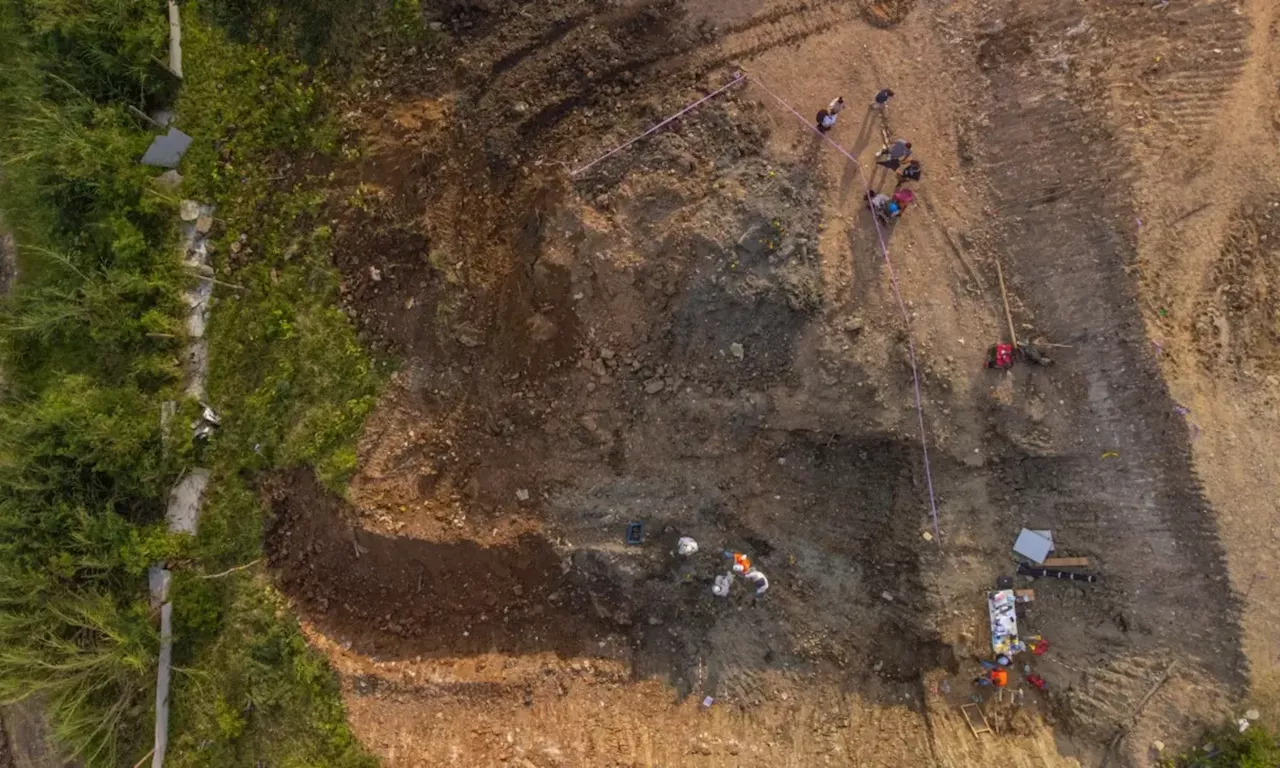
[961,703,992,738]
[1016,562,1098,583]
[986,261,1055,370]
[987,589,1025,656]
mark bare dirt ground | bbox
[263,0,1280,764]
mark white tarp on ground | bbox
[988,589,1019,655]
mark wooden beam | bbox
[1042,557,1089,568]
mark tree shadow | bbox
[847,206,895,305]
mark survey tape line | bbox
[570,72,746,177]
[748,74,943,542]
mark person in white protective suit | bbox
[743,569,769,597]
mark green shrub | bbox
[0,0,397,763]
[1163,721,1280,767]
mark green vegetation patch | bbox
[0,0,424,763]
[1162,720,1280,767]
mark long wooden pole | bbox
[996,260,1018,347]
[1099,660,1178,768]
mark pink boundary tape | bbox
[569,72,746,177]
[747,74,943,542]
[565,70,944,542]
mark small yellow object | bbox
[1101,451,1119,459]
[922,531,933,541]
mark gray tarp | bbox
[140,127,191,168]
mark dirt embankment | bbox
[256,0,1280,764]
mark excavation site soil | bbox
[263,0,1280,764]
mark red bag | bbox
[988,343,1015,369]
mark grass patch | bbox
[161,5,400,766]
[0,0,433,763]
[1161,720,1280,767]
[0,0,186,762]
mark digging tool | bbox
[996,260,1018,348]
[984,260,1023,370]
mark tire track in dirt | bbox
[966,0,1248,751]
[481,0,862,146]
[1095,0,1250,152]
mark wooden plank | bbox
[1042,556,1089,568]
[1015,588,1035,602]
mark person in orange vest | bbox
[975,668,1008,687]
[731,552,753,574]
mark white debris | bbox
[677,537,699,556]
[166,468,210,535]
[1245,709,1260,721]
[729,342,744,360]
[712,573,733,597]
[515,489,530,502]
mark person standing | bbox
[874,140,912,179]
[871,88,894,110]
[879,138,912,162]
[816,96,844,133]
